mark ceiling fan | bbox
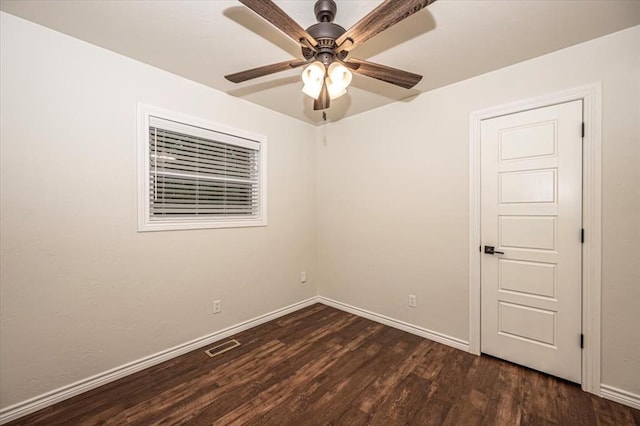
[225,0,437,111]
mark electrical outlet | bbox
[213,299,222,314]
[408,294,417,308]
[300,271,307,283]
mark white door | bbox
[480,100,583,383]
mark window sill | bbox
[137,217,267,232]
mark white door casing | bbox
[480,100,583,383]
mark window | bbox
[138,104,267,231]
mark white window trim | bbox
[137,103,268,231]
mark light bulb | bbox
[327,62,352,91]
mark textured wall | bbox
[1,10,638,413]
[0,12,317,408]
[317,26,640,394]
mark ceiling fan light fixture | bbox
[227,0,432,113]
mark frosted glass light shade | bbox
[302,81,323,99]
[301,61,326,100]
[327,62,352,90]
[326,78,347,100]
[301,61,325,86]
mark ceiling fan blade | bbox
[239,0,318,48]
[348,58,422,89]
[225,59,307,83]
[336,0,437,52]
[313,83,330,111]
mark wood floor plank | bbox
[289,326,411,424]
[592,394,637,426]
[368,372,433,425]
[7,304,639,426]
[253,321,386,425]
[436,358,492,426]
[412,349,476,425]
[357,339,432,414]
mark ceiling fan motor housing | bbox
[303,23,347,62]
[303,0,347,65]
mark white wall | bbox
[0,12,317,409]
[317,26,640,394]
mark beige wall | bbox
[0,13,317,408]
[1,10,638,413]
[317,26,640,394]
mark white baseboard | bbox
[0,296,320,425]
[600,384,640,410]
[317,296,470,352]
[18,296,632,423]
[319,298,640,411]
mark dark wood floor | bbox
[9,304,639,425]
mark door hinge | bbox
[479,245,482,252]
[580,333,584,349]
[581,122,585,138]
[581,228,585,243]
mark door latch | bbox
[484,245,504,255]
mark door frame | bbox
[468,83,602,394]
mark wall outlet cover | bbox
[409,295,417,308]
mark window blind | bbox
[148,117,260,219]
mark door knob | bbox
[484,245,504,255]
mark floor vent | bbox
[204,339,241,358]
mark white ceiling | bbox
[2,1,639,125]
